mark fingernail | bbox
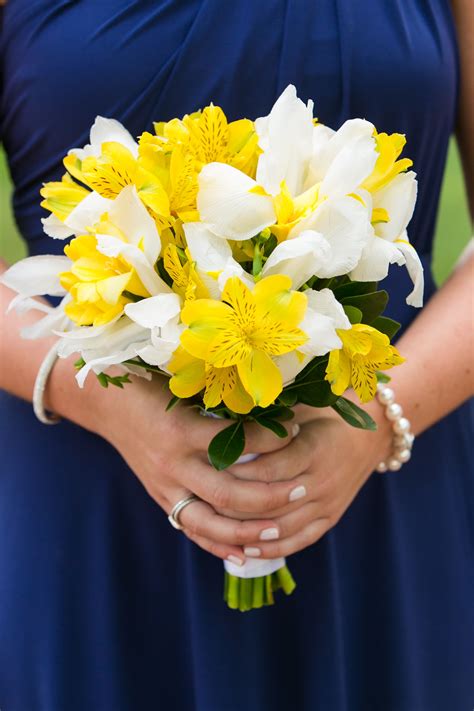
[289,485,306,502]
[259,527,279,541]
[292,423,300,437]
[226,555,244,567]
[244,547,261,557]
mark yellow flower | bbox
[40,173,90,221]
[362,131,413,194]
[139,105,259,221]
[60,216,151,327]
[163,244,209,304]
[325,324,405,403]
[178,275,308,408]
[64,141,173,230]
[168,347,255,414]
[255,180,321,242]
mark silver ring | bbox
[168,494,200,531]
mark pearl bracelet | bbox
[32,342,62,425]
[375,383,414,473]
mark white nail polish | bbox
[292,423,300,437]
[226,555,244,567]
[289,485,306,502]
[244,547,261,557]
[259,527,279,541]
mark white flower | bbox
[276,288,350,383]
[350,172,424,306]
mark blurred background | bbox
[0,140,471,284]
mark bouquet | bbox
[1,85,423,611]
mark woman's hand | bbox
[60,366,304,565]
[222,403,393,558]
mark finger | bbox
[185,459,309,514]
[243,420,300,455]
[243,518,331,559]
[178,499,282,546]
[184,529,246,565]
[228,431,313,483]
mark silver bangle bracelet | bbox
[375,383,414,473]
[33,342,62,425]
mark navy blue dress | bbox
[1,2,473,709]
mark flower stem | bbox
[224,566,296,612]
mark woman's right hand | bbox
[52,362,304,566]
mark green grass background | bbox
[0,141,471,283]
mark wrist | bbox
[45,353,108,435]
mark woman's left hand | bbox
[223,403,393,558]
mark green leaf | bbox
[97,372,109,388]
[333,280,377,299]
[343,304,363,324]
[208,420,246,470]
[332,397,377,430]
[340,290,388,324]
[252,404,294,421]
[293,356,327,384]
[278,389,298,407]
[165,395,180,412]
[293,379,338,407]
[257,418,289,438]
[376,371,392,384]
[371,315,401,339]
[74,357,86,370]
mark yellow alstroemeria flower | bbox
[362,131,413,195]
[64,141,173,230]
[163,244,209,304]
[40,173,90,222]
[60,230,150,327]
[325,323,405,403]
[251,179,321,242]
[179,274,308,408]
[154,104,259,176]
[138,104,259,222]
[168,347,255,414]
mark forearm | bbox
[383,252,474,435]
[0,259,104,431]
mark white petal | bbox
[124,293,181,329]
[216,262,254,294]
[184,222,233,271]
[56,317,143,357]
[71,116,138,160]
[373,171,418,242]
[291,196,371,278]
[299,310,343,357]
[7,294,52,315]
[106,185,161,264]
[255,84,314,196]
[262,230,331,289]
[305,288,351,330]
[307,118,375,188]
[0,255,70,297]
[76,343,143,388]
[350,234,405,282]
[275,351,312,384]
[66,191,113,235]
[319,133,378,199]
[21,306,70,340]
[395,237,424,307]
[41,214,74,239]
[197,163,275,241]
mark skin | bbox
[0,0,472,567]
